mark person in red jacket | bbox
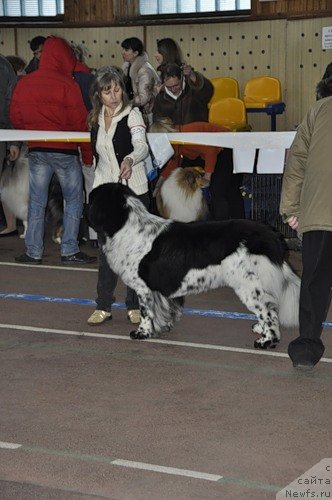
[10,36,96,265]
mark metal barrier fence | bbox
[243,174,297,238]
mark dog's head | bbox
[174,167,210,193]
[88,182,134,237]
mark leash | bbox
[118,176,129,186]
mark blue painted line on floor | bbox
[1,292,332,328]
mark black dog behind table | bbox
[89,182,300,349]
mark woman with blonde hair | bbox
[87,66,150,326]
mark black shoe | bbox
[61,251,97,264]
[288,337,324,370]
[0,229,19,237]
[15,253,42,265]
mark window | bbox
[140,0,250,15]
[0,0,64,16]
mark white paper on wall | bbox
[322,26,332,50]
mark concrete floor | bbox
[0,228,331,500]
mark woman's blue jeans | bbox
[26,151,83,259]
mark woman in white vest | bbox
[87,66,150,326]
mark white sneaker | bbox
[87,310,112,325]
[127,309,141,324]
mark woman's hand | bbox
[119,157,133,180]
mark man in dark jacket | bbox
[10,36,96,265]
[153,63,213,125]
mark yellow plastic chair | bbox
[243,76,285,130]
[208,97,251,132]
[243,76,282,108]
[209,77,240,108]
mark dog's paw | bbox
[254,337,280,349]
[130,330,151,340]
[251,322,263,335]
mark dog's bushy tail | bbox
[278,262,300,327]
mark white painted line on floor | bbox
[111,459,223,481]
[0,441,22,449]
[0,439,282,491]
[0,262,97,272]
[0,439,222,482]
[1,322,331,363]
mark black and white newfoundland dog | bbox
[89,182,300,349]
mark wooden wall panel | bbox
[3,15,332,131]
[65,0,114,24]
[14,27,144,72]
[286,18,332,128]
[62,0,331,24]
[147,20,288,130]
[0,28,16,57]
[112,1,139,20]
[252,0,331,17]
[64,0,139,24]
[147,17,332,129]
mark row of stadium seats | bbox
[208,76,285,131]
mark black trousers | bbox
[182,148,245,221]
[209,148,245,220]
[95,192,150,312]
[299,230,332,339]
[288,230,332,365]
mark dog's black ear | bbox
[88,188,105,234]
[88,183,131,237]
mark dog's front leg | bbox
[20,220,28,239]
[130,292,155,340]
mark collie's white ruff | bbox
[0,147,29,238]
[156,167,209,222]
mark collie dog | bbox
[156,167,209,222]
[0,146,63,241]
[0,147,29,238]
[89,182,300,349]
